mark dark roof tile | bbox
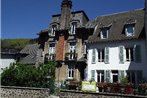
[87,9,145,43]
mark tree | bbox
[1,61,56,93]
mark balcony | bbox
[45,54,56,61]
[65,52,77,61]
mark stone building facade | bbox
[38,0,93,85]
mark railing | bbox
[65,52,77,61]
[48,54,56,60]
[45,54,56,61]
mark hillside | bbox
[1,38,37,50]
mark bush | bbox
[1,61,56,94]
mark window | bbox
[112,70,118,83]
[126,47,134,61]
[97,70,104,83]
[68,65,74,79]
[125,24,135,36]
[69,42,76,60]
[100,28,108,39]
[92,49,96,63]
[69,22,77,35]
[91,70,95,81]
[98,49,104,62]
[48,44,55,60]
[50,25,57,36]
[127,71,142,84]
[69,42,76,53]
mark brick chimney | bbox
[56,0,72,61]
[60,0,72,29]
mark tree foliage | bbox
[1,38,37,49]
[1,61,56,93]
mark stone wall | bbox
[1,86,50,98]
[59,90,147,98]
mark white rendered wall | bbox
[87,39,147,81]
[0,58,16,73]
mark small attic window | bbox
[100,28,109,39]
[69,22,77,35]
[125,24,135,37]
[50,25,57,36]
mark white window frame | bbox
[125,24,135,37]
[125,47,134,62]
[67,65,74,79]
[68,42,76,60]
[100,29,108,39]
[69,42,76,52]
[70,22,77,35]
[98,49,104,62]
[50,25,57,36]
[97,71,104,83]
[48,44,55,60]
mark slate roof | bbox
[87,9,145,43]
[19,44,42,64]
[1,48,20,55]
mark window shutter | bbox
[92,49,96,64]
[119,46,124,64]
[68,27,71,34]
[91,70,95,81]
[134,45,141,63]
[104,47,109,64]
[118,70,125,83]
[104,70,111,82]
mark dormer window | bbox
[100,28,109,39]
[50,25,57,36]
[125,24,135,37]
[69,22,77,35]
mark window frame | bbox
[69,22,77,35]
[98,49,104,62]
[100,28,109,39]
[125,47,134,62]
[50,25,57,36]
[67,65,74,79]
[125,24,135,37]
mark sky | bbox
[1,0,145,39]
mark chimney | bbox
[60,0,72,30]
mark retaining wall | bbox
[1,86,50,98]
[59,90,147,98]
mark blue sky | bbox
[1,0,144,39]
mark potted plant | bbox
[120,76,128,93]
[125,83,134,94]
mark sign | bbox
[81,81,96,92]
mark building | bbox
[0,48,19,72]
[18,44,43,66]
[38,0,93,85]
[86,8,147,84]
[37,0,147,86]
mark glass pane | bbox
[127,26,133,34]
